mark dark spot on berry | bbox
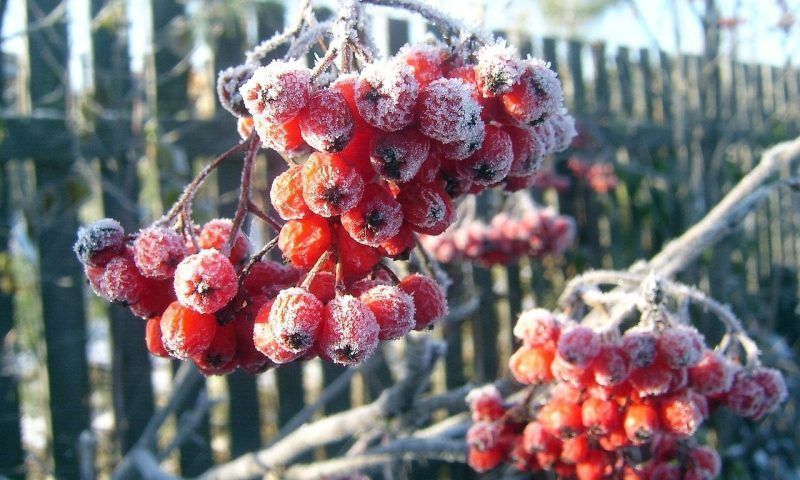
[472,163,496,182]
[528,115,546,127]
[322,187,345,206]
[326,134,350,153]
[427,204,444,222]
[375,145,404,179]
[283,331,311,351]
[196,282,214,297]
[334,345,359,361]
[206,353,226,367]
[365,210,385,232]
[365,86,383,103]
[466,111,479,128]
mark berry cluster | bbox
[568,157,619,195]
[466,308,787,479]
[420,206,575,266]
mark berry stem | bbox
[224,135,261,257]
[360,0,489,43]
[300,250,334,291]
[238,236,280,287]
[246,199,284,232]
[374,261,401,284]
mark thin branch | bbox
[225,136,261,256]
[245,0,313,64]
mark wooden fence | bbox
[1,1,799,478]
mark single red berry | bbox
[504,173,537,192]
[458,125,513,186]
[440,125,487,161]
[396,42,447,86]
[252,300,303,364]
[145,316,170,358]
[241,59,311,123]
[581,397,621,436]
[198,219,251,265]
[341,183,403,247]
[369,129,430,183]
[278,214,333,269]
[270,165,312,220]
[102,255,148,306]
[724,369,767,418]
[439,157,474,197]
[591,344,629,387]
[513,308,561,348]
[298,88,354,152]
[301,152,365,217]
[659,392,704,436]
[355,61,419,132]
[538,399,583,439]
[657,325,705,368]
[468,446,506,473]
[396,182,455,235]
[509,345,555,384]
[160,301,217,358]
[74,218,125,267]
[417,78,484,145]
[689,350,735,396]
[467,421,503,451]
[193,323,238,376]
[317,294,380,366]
[629,358,674,398]
[254,115,311,159]
[466,385,506,422]
[360,285,416,340]
[751,367,788,418]
[474,41,525,97]
[556,326,601,368]
[129,278,176,319]
[688,446,721,478]
[501,59,564,126]
[268,287,324,354]
[378,222,416,259]
[560,435,589,464]
[506,125,547,177]
[173,249,238,314]
[335,224,382,279]
[623,403,660,445]
[621,330,658,368]
[523,421,561,454]
[306,271,336,304]
[550,353,592,388]
[133,226,188,280]
[398,273,448,330]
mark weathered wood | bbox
[616,47,634,117]
[567,40,586,114]
[591,43,610,117]
[639,49,655,122]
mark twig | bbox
[246,199,283,232]
[238,237,280,286]
[245,0,313,64]
[225,135,261,257]
[158,390,213,461]
[361,0,490,43]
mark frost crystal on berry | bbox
[74,218,125,267]
[355,61,419,132]
[217,64,256,118]
[501,58,564,126]
[513,308,561,347]
[298,88,355,153]
[302,152,365,217]
[417,78,484,145]
[556,326,600,367]
[241,59,311,123]
[341,184,403,247]
[657,325,704,368]
[474,41,525,97]
[174,249,238,314]
[318,294,380,366]
[133,226,188,280]
[269,287,324,354]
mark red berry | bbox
[538,399,583,439]
[396,42,447,86]
[398,273,448,330]
[467,421,503,451]
[278,214,333,269]
[268,287,324,353]
[360,285,416,340]
[341,183,403,246]
[397,182,455,235]
[270,165,312,220]
[193,323,238,376]
[252,300,302,364]
[466,385,506,422]
[369,129,430,183]
[133,226,188,280]
[560,435,589,464]
[458,125,513,186]
[623,403,660,445]
[440,126,487,161]
[233,299,273,373]
[575,449,612,480]
[317,294,380,366]
[198,219,251,265]
[160,301,217,358]
[688,446,721,478]
[629,358,674,398]
[657,325,704,369]
[241,59,311,123]
[242,259,303,297]
[591,344,629,387]
[129,278,176,319]
[103,255,148,305]
[501,59,564,126]
[378,223,415,259]
[689,350,735,396]
[74,218,125,267]
[298,88,354,152]
[523,421,561,453]
[468,446,506,473]
[301,152,365,217]
[145,316,170,358]
[581,397,621,436]
[335,224,382,279]
[506,125,546,177]
[513,308,560,347]
[621,330,658,368]
[556,326,601,368]
[173,249,238,314]
[355,61,419,132]
[412,150,442,185]
[417,78,484,145]
[474,41,525,97]
[550,354,592,388]
[659,392,703,436]
[306,271,336,304]
[509,346,555,384]
[254,115,310,159]
[751,367,788,418]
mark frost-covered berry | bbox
[145,316,170,358]
[466,385,505,422]
[467,421,503,451]
[269,287,324,354]
[174,249,238,314]
[133,226,188,280]
[458,125,513,186]
[217,64,256,118]
[278,214,333,269]
[129,278,176,319]
[657,325,705,368]
[159,301,217,358]
[233,302,274,374]
[556,326,600,367]
[629,359,674,398]
[355,61,419,132]
[318,294,380,366]
[359,285,416,340]
[198,219,251,265]
[468,445,506,473]
[341,184,403,247]
[441,125,486,161]
[192,323,238,376]
[474,41,525,97]
[538,399,583,439]
[513,308,561,347]
[547,109,577,153]
[689,350,734,396]
[103,255,148,305]
[74,218,125,267]
[369,129,430,183]
[688,446,721,478]
[501,58,564,126]
[252,300,303,364]
[396,42,447,86]
[254,115,311,159]
[270,165,311,221]
[301,152,365,217]
[659,392,703,436]
[397,183,455,236]
[509,345,555,384]
[591,344,629,387]
[417,78,484,145]
[751,367,787,418]
[581,397,622,436]
[241,59,311,123]
[506,125,546,177]
[398,273,448,330]
[298,88,354,153]
[724,370,766,418]
[623,403,660,445]
[621,330,658,368]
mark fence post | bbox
[591,42,610,118]
[567,40,586,114]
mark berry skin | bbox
[335,224,382,279]
[659,392,703,436]
[254,115,311,159]
[174,249,238,314]
[234,307,274,374]
[217,64,256,118]
[575,449,612,480]
[341,183,403,247]
[160,301,217,359]
[522,421,561,454]
[591,345,629,387]
[268,287,324,354]
[467,421,503,451]
[657,325,705,369]
[458,125,514,186]
[298,88,354,153]
[548,110,578,152]
[193,323,238,376]
[278,214,333,269]
[629,359,674,398]
[198,219,251,265]
[240,59,311,123]
[506,125,546,177]
[509,346,555,384]
[538,399,583,439]
[133,226,188,280]
[501,59,564,126]
[413,150,442,185]
[74,218,125,267]
[550,354,592,388]
[556,326,601,368]
[145,316,170,358]
[378,223,415,259]
[317,294,380,366]
[689,350,735,396]
[466,385,506,422]
[623,403,660,445]
[369,129,430,183]
[355,61,419,132]
[396,42,447,86]
[581,397,621,436]
[398,273,448,330]
[688,446,721,478]
[360,285,416,340]
[440,125,487,161]
[270,165,312,220]
[129,278,176,319]
[252,300,303,364]
[513,308,561,348]
[621,330,658,368]
[301,152,365,217]
[468,446,506,473]
[751,367,788,418]
[396,182,455,235]
[306,271,336,304]
[417,78,484,145]
[103,255,148,305]
[474,41,525,97]
[560,435,589,464]
[242,259,303,297]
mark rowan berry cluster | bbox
[420,205,575,266]
[466,298,787,479]
[568,157,619,195]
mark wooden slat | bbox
[542,37,558,75]
[591,43,610,117]
[639,49,655,122]
[567,40,586,113]
[616,47,634,117]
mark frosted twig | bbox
[224,135,261,257]
[362,0,491,43]
[245,0,314,64]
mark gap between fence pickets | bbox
[106,135,800,480]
